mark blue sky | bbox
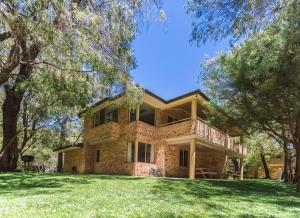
[131,0,230,100]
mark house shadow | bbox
[0,173,92,196]
[0,173,146,196]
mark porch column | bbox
[136,104,140,121]
[191,98,197,120]
[189,139,196,179]
[134,140,138,162]
[239,158,244,180]
[226,129,230,149]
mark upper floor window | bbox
[94,109,105,127]
[129,103,155,126]
[129,109,136,123]
[105,109,118,123]
[139,103,155,126]
[93,106,118,128]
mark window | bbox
[105,109,118,123]
[138,142,154,163]
[139,103,155,126]
[96,150,100,162]
[127,142,135,162]
[129,109,136,123]
[94,109,105,127]
[138,143,146,162]
[167,115,178,123]
[179,150,189,167]
[93,107,118,127]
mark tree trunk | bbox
[232,158,239,172]
[0,42,39,172]
[283,142,289,182]
[295,145,300,192]
[259,145,271,179]
[0,86,24,171]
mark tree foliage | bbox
[245,133,282,178]
[187,0,293,44]
[0,0,163,171]
[201,2,300,191]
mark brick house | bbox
[55,89,247,179]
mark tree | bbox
[56,116,68,173]
[186,0,293,44]
[245,133,282,179]
[0,0,162,171]
[201,3,300,191]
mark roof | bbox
[78,89,210,117]
[53,143,83,152]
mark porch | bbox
[164,141,244,180]
[157,97,247,163]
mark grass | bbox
[0,173,299,218]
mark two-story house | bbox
[54,89,247,179]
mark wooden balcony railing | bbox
[158,117,247,156]
[194,117,247,155]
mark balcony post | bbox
[136,104,140,121]
[189,139,196,179]
[239,158,244,180]
[134,140,138,163]
[191,98,197,120]
[226,129,229,149]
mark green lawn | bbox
[0,173,299,218]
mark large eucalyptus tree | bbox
[0,0,162,171]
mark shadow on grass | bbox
[0,173,93,195]
[150,178,300,210]
[0,173,145,196]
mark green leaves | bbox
[187,0,290,44]
[201,1,300,143]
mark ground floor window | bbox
[179,150,188,167]
[127,142,135,162]
[138,142,154,163]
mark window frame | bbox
[93,107,119,128]
[127,142,135,163]
[179,149,189,167]
[129,109,136,123]
[137,142,154,163]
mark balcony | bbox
[158,118,247,156]
[84,121,120,145]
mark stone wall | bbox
[164,144,189,178]
[84,122,121,146]
[64,149,85,173]
[158,120,194,139]
[196,150,227,178]
[63,106,229,178]
[92,139,133,175]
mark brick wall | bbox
[64,149,85,173]
[164,144,189,178]
[196,150,227,178]
[63,106,229,178]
